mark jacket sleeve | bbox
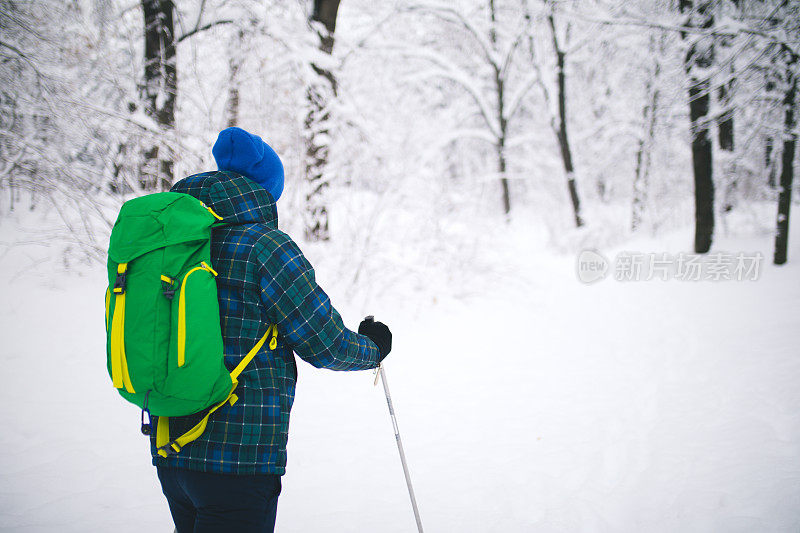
[254,231,381,371]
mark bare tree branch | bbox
[560,7,800,58]
[177,19,234,43]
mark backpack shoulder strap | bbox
[230,324,278,380]
[156,324,278,457]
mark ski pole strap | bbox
[156,324,278,458]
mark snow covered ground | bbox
[1,213,799,532]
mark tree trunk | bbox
[766,137,777,188]
[718,33,736,213]
[304,0,340,242]
[140,0,176,191]
[548,13,583,228]
[716,2,740,227]
[689,82,714,253]
[716,0,736,155]
[110,141,133,195]
[718,80,734,153]
[681,0,715,253]
[632,35,662,232]
[498,139,510,215]
[774,61,796,265]
[489,0,511,215]
[224,28,244,128]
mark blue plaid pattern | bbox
[151,171,381,475]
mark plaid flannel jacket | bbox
[151,171,381,475]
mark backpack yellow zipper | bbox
[199,201,223,221]
[177,261,218,367]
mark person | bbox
[152,126,393,533]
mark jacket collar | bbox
[170,171,278,228]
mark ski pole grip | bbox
[363,315,380,379]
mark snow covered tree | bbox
[768,0,800,266]
[399,0,559,216]
[632,33,666,232]
[680,0,716,254]
[0,1,146,259]
[304,0,341,241]
[541,0,583,227]
[773,52,796,265]
[140,0,177,191]
[225,26,246,127]
[716,1,739,214]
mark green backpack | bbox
[105,192,276,457]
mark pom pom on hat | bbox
[212,127,284,201]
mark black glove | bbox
[358,316,392,362]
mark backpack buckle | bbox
[158,441,182,456]
[113,272,127,294]
[141,391,152,435]
[141,409,152,435]
[161,275,175,300]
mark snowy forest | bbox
[2,1,800,532]
[1,0,798,270]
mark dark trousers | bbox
[157,466,281,533]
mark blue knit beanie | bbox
[212,127,284,201]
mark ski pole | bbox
[378,365,424,532]
[365,317,424,533]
